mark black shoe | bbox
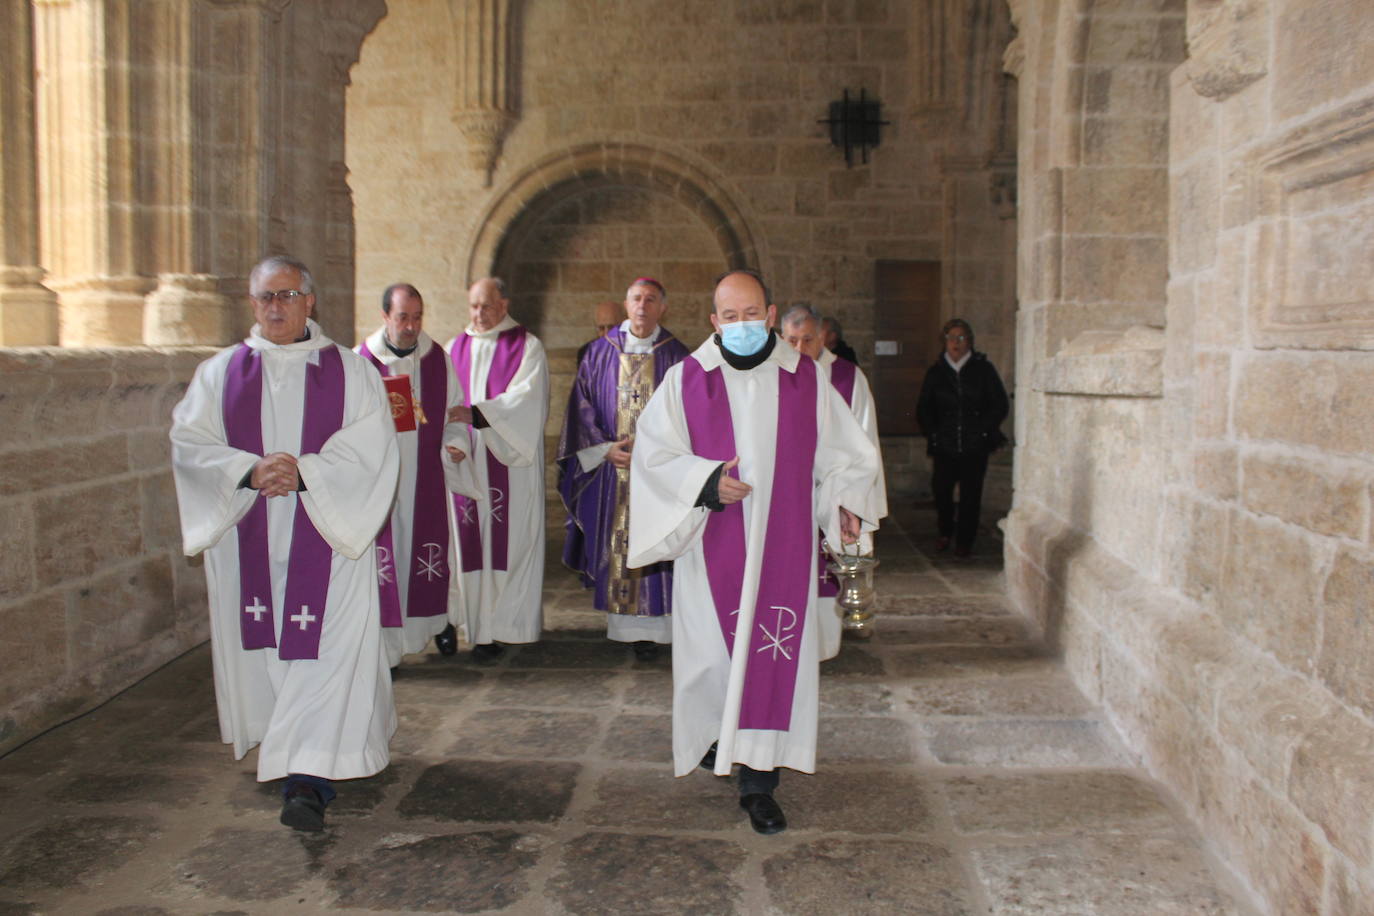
[389,666,399,680]
[280,784,326,832]
[739,793,786,835]
[435,624,458,656]
[699,742,718,771]
[472,642,504,661]
[632,640,659,662]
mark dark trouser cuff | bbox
[738,765,780,796]
[284,773,336,806]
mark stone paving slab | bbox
[0,508,1259,915]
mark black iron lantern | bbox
[819,88,889,167]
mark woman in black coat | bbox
[915,319,1009,557]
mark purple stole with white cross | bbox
[223,343,345,660]
[818,356,858,599]
[682,354,818,731]
[358,340,451,625]
[450,325,527,572]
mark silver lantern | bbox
[825,544,879,638]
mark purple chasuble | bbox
[450,326,527,572]
[817,357,857,599]
[360,340,451,624]
[555,328,687,616]
[223,343,345,660]
[829,357,857,407]
[682,355,819,731]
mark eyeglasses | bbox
[945,334,969,342]
[251,289,306,305]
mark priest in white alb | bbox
[170,255,400,832]
[628,269,881,835]
[780,303,888,659]
[356,282,482,668]
[444,277,550,659]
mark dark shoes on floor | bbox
[632,640,659,662]
[280,784,326,832]
[699,741,718,771]
[434,624,458,656]
[740,793,787,835]
[472,642,504,661]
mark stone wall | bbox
[1005,0,1374,912]
[347,0,1019,384]
[0,348,211,757]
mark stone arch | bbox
[466,142,763,288]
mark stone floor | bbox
[0,504,1259,915]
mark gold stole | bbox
[607,349,656,615]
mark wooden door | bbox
[873,260,942,436]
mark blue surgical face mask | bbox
[719,319,770,356]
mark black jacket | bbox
[916,352,1009,457]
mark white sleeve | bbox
[627,365,717,567]
[576,442,614,472]
[169,351,260,556]
[294,354,402,560]
[474,334,550,469]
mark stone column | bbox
[0,0,60,345]
[450,0,519,185]
[34,0,155,345]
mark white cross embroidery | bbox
[755,605,798,661]
[490,487,506,523]
[244,597,267,622]
[290,605,318,631]
[417,542,446,581]
[377,546,394,585]
[459,500,477,524]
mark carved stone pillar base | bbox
[0,267,60,346]
[142,273,232,346]
[52,275,156,347]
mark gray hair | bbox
[482,276,508,297]
[782,303,821,329]
[250,255,314,294]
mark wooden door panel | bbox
[873,260,941,437]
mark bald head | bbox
[592,300,619,337]
[468,277,509,332]
[711,270,775,332]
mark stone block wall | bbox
[347,0,1019,388]
[0,347,211,756]
[1006,0,1374,912]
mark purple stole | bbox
[682,354,818,731]
[359,340,451,625]
[818,357,858,599]
[450,326,527,572]
[223,343,345,660]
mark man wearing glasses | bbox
[170,255,400,831]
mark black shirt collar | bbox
[713,330,777,370]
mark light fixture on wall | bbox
[819,88,889,167]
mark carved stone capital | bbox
[1186,0,1268,100]
[1003,34,1025,78]
[454,109,515,180]
[142,273,233,346]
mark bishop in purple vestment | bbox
[557,277,691,660]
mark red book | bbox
[383,374,417,432]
